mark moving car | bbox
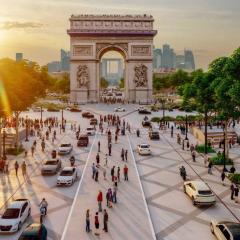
[149,129,160,140]
[210,220,240,240]
[41,159,61,175]
[90,118,98,125]
[58,143,73,155]
[138,108,151,114]
[57,167,78,186]
[142,116,152,127]
[0,199,31,233]
[77,134,89,147]
[114,107,126,112]
[137,144,151,155]
[183,180,216,206]
[70,107,81,112]
[82,112,94,118]
[86,127,96,136]
[19,223,47,240]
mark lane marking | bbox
[61,134,97,240]
[127,135,157,240]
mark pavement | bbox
[0,103,240,240]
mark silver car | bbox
[41,159,62,175]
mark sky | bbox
[0,0,239,69]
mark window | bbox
[223,229,231,240]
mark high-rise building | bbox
[153,49,162,70]
[184,50,195,70]
[161,44,176,69]
[60,49,70,71]
[16,53,23,62]
[176,55,185,69]
[47,61,61,72]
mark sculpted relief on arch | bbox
[134,64,148,87]
[77,65,89,88]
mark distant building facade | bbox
[153,49,162,70]
[47,61,61,72]
[16,53,23,62]
[184,49,195,70]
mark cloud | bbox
[0,21,44,30]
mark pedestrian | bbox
[95,168,99,182]
[208,161,213,174]
[98,141,100,152]
[97,191,103,212]
[221,170,226,186]
[86,209,91,232]
[103,168,106,180]
[106,190,110,207]
[111,166,115,182]
[14,161,19,176]
[230,165,236,174]
[191,151,196,162]
[103,209,108,232]
[24,150,28,157]
[31,145,34,157]
[21,161,27,178]
[121,148,124,161]
[234,185,239,203]
[94,212,100,236]
[182,141,184,150]
[108,142,112,156]
[231,183,235,200]
[123,164,128,181]
[92,163,96,179]
[125,150,128,162]
[117,166,120,182]
[104,154,108,167]
[187,141,190,150]
[112,185,117,203]
[108,189,113,208]
[115,134,117,143]
[190,144,194,152]
[96,153,100,167]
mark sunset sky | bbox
[0,0,239,69]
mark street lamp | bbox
[25,116,29,142]
[40,106,43,123]
[185,115,188,140]
[61,109,64,130]
[3,129,6,160]
[223,124,227,172]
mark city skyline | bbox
[0,0,239,69]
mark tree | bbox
[100,77,109,89]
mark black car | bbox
[149,130,160,140]
[138,109,151,114]
[18,223,47,240]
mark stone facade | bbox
[67,14,157,103]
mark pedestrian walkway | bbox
[61,132,155,240]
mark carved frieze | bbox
[73,45,93,56]
[96,43,128,56]
[134,64,148,87]
[77,65,89,88]
[131,45,151,56]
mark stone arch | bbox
[97,44,128,61]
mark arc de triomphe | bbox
[67,14,157,103]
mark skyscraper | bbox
[60,49,70,71]
[161,44,176,69]
[153,49,162,70]
[184,50,195,70]
[16,53,23,62]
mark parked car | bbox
[210,219,240,240]
[137,144,151,155]
[82,112,94,118]
[58,143,73,155]
[77,134,89,147]
[138,108,151,114]
[114,107,126,112]
[86,127,96,136]
[57,167,78,186]
[41,159,61,175]
[149,129,160,140]
[90,118,98,125]
[70,108,81,112]
[18,223,47,240]
[142,116,152,127]
[0,199,31,233]
[183,180,216,206]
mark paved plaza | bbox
[0,104,240,240]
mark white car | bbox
[137,144,151,155]
[86,127,96,136]
[32,107,42,112]
[0,199,31,233]
[58,143,73,155]
[57,167,78,186]
[41,159,62,175]
[210,219,240,240]
[114,107,126,112]
[183,180,216,206]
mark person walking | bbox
[103,168,107,180]
[190,144,194,153]
[104,154,108,167]
[108,142,112,156]
[14,161,19,176]
[106,189,110,208]
[111,166,115,182]
[21,161,27,178]
[112,184,117,203]
[208,161,213,174]
[191,151,196,162]
[121,148,124,161]
[86,209,91,233]
[234,185,239,203]
[96,153,100,167]
[231,183,235,200]
[98,141,101,152]
[92,163,96,179]
[94,212,100,236]
[31,145,35,157]
[95,168,99,182]
[221,170,226,186]
[117,167,120,182]
[125,150,128,162]
[97,191,103,212]
[123,165,128,181]
[103,209,108,232]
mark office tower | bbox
[153,49,162,69]
[161,44,176,69]
[61,49,70,71]
[184,49,195,70]
[47,61,61,72]
[176,55,185,69]
[16,53,23,62]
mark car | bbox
[70,107,81,112]
[183,180,216,206]
[77,134,89,147]
[0,199,31,233]
[47,108,60,112]
[142,116,152,127]
[57,167,78,186]
[138,108,151,114]
[32,107,42,112]
[41,159,62,175]
[114,107,126,112]
[210,220,240,240]
[90,118,98,125]
[58,143,73,155]
[86,127,96,136]
[149,129,160,140]
[18,223,47,240]
[82,112,94,118]
[137,144,151,155]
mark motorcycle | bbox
[179,166,187,181]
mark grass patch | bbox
[196,144,215,153]
[228,173,240,184]
[210,155,233,165]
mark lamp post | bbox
[3,128,6,160]
[25,116,29,142]
[40,106,43,123]
[185,114,188,140]
[223,124,227,172]
[61,109,64,130]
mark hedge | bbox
[210,155,233,165]
[196,144,215,153]
[228,173,240,184]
